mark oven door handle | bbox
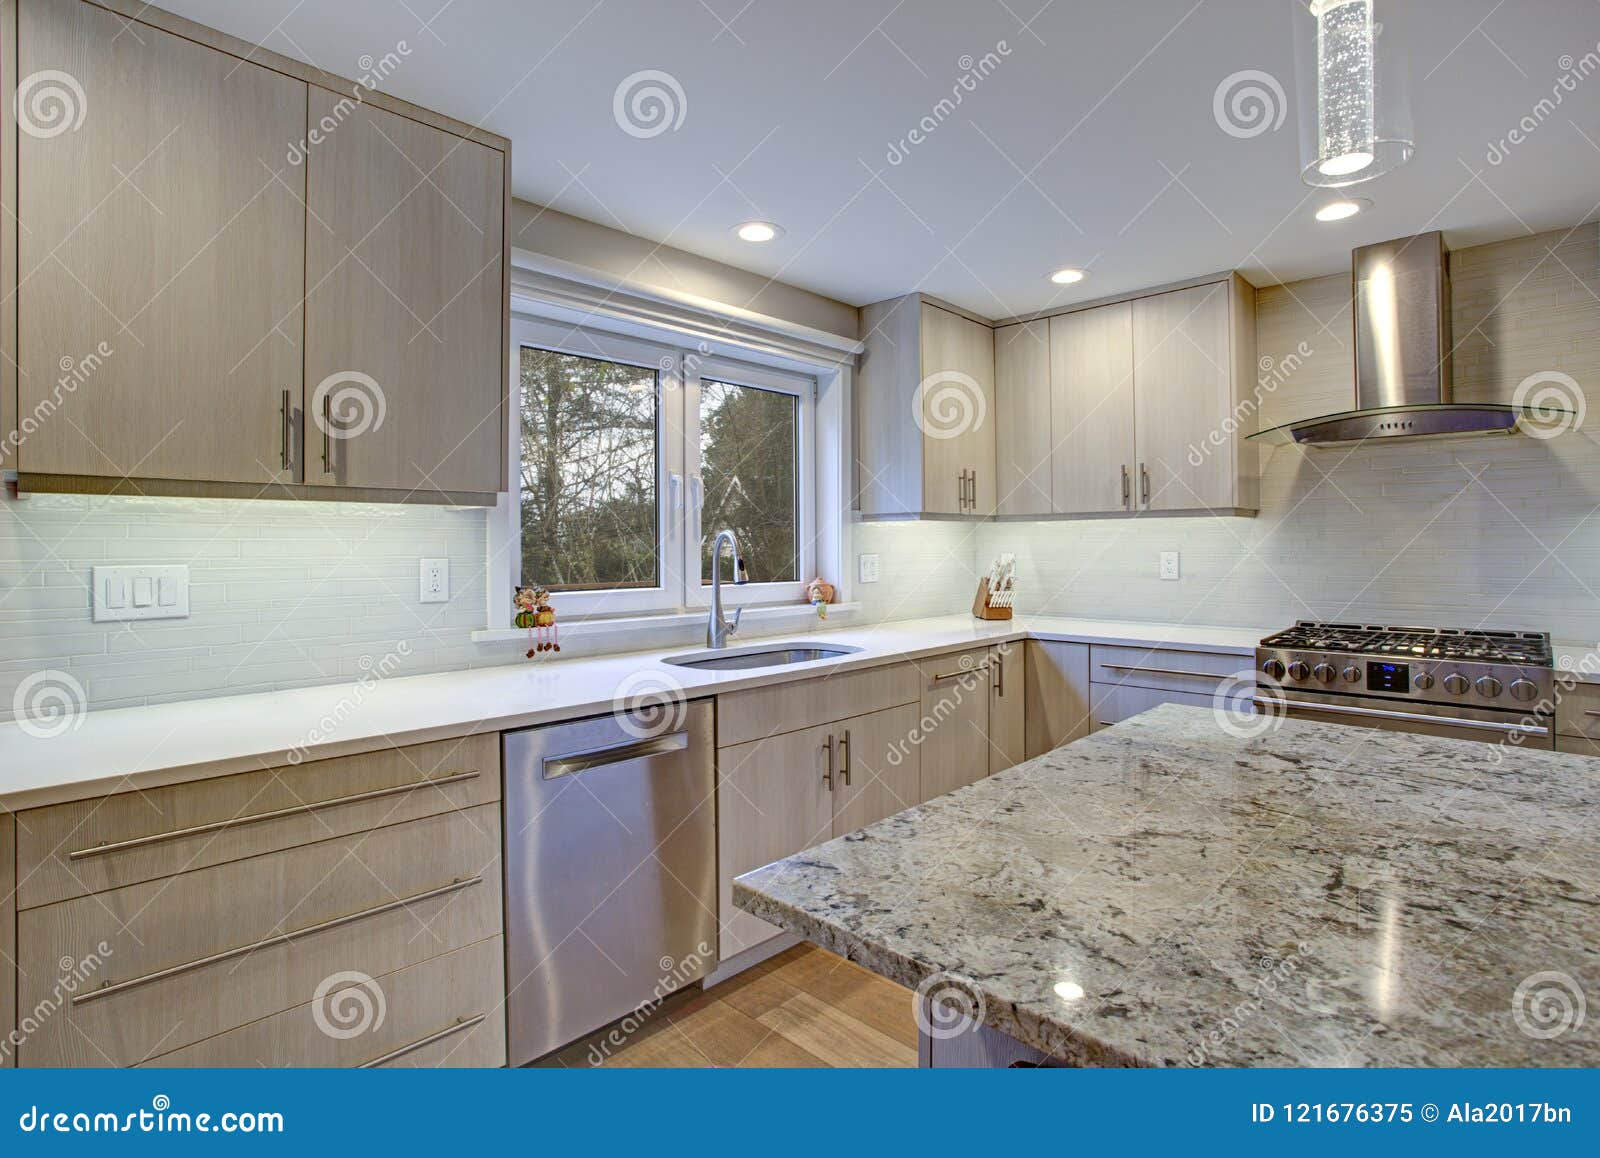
[1251,696,1550,737]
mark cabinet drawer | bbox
[717,661,918,746]
[148,937,506,1068]
[18,804,502,1067]
[17,734,499,910]
[1555,734,1600,757]
[1090,645,1248,695]
[1090,682,1217,732]
[1554,679,1600,739]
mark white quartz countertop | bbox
[0,614,1259,809]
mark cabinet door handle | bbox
[321,391,332,475]
[1140,463,1150,505]
[1098,662,1226,682]
[1121,464,1129,507]
[839,729,851,786]
[358,1013,489,1068]
[969,468,979,511]
[994,655,1005,697]
[68,770,482,860]
[278,391,291,473]
[822,734,835,789]
[71,876,483,1006]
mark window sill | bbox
[470,601,862,645]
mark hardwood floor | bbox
[536,944,919,1068]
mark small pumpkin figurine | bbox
[805,577,835,620]
[514,585,560,658]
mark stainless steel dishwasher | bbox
[503,699,716,1065]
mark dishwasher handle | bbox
[542,731,689,780]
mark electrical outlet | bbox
[93,565,190,622]
[858,553,880,583]
[1159,551,1180,581]
[420,558,449,603]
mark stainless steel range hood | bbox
[1250,231,1566,447]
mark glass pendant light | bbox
[1297,0,1413,187]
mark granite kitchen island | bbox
[732,704,1600,1067]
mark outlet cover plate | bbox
[1159,551,1180,581]
[420,558,450,603]
[858,553,880,583]
[93,565,190,622]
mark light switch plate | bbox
[858,553,880,584]
[420,558,449,603]
[93,565,190,622]
[1159,551,1181,581]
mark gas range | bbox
[1254,620,1555,745]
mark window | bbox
[506,317,816,619]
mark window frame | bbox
[500,315,820,623]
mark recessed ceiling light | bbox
[1314,198,1371,222]
[734,221,783,242]
[1049,267,1087,285]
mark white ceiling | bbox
[166,0,1600,317]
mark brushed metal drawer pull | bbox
[932,664,988,683]
[1099,663,1227,681]
[70,876,483,1006]
[1096,720,1116,727]
[1252,696,1550,737]
[357,1013,488,1068]
[68,771,482,861]
[542,731,688,780]
[1582,710,1600,718]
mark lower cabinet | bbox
[1024,640,1091,758]
[1087,645,1253,732]
[988,643,1026,774]
[916,647,994,801]
[1,813,12,1069]
[10,737,506,1068]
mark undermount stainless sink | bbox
[662,643,860,671]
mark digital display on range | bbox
[1367,662,1410,693]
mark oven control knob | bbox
[1413,671,1434,690]
[1443,673,1469,695]
[1261,658,1286,680]
[1509,678,1539,703]
[1312,663,1336,684]
[1287,661,1310,681]
[1342,665,1361,683]
[1475,676,1503,699]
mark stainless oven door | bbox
[1252,692,1554,748]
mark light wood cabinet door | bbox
[1024,640,1092,758]
[916,647,993,801]
[1050,302,1136,514]
[1,812,12,1068]
[919,304,996,515]
[988,643,1026,774]
[1089,682,1215,732]
[1132,282,1233,511]
[993,321,1052,516]
[832,703,922,835]
[716,722,836,959]
[304,90,505,495]
[16,0,306,484]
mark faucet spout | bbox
[707,529,745,649]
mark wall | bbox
[977,225,1600,645]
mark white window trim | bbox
[486,271,855,634]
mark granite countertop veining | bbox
[734,704,1600,1067]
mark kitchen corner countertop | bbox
[0,614,1258,809]
[734,703,1600,1067]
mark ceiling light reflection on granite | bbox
[1053,980,1085,1002]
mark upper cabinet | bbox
[3,0,510,503]
[857,296,996,518]
[1050,301,1136,515]
[304,93,505,495]
[993,321,1052,517]
[13,0,306,487]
